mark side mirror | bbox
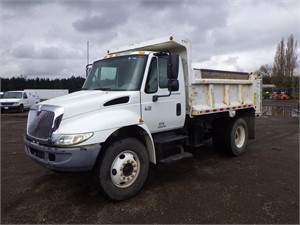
[152,52,180,102]
[86,64,93,77]
[168,79,179,92]
[167,53,179,79]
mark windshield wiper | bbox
[92,88,113,91]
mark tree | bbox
[272,38,285,86]
[272,34,298,87]
[256,64,272,84]
[285,34,298,77]
[0,76,85,92]
[257,64,272,77]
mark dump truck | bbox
[24,36,262,200]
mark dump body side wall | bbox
[188,69,262,116]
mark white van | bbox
[0,90,40,112]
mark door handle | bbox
[145,106,152,111]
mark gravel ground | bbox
[1,99,299,224]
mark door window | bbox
[158,57,168,89]
[145,58,158,93]
[145,56,170,94]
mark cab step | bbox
[159,152,193,165]
[153,134,188,144]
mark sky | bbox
[0,0,299,79]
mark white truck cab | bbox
[24,36,262,200]
[1,90,40,112]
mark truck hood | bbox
[0,98,21,103]
[39,90,140,119]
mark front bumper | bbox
[24,138,101,172]
[1,105,20,110]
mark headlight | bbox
[55,132,93,146]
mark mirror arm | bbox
[152,91,172,102]
[86,63,93,77]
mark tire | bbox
[50,169,65,174]
[18,104,24,113]
[225,118,248,156]
[212,120,227,153]
[93,138,149,201]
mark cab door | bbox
[22,92,30,108]
[140,55,185,133]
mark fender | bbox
[103,123,156,164]
[137,123,156,164]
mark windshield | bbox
[82,55,148,91]
[2,92,22,99]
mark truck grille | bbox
[1,103,14,106]
[27,110,55,140]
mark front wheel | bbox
[18,104,24,113]
[226,118,249,156]
[93,138,149,201]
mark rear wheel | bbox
[225,118,248,156]
[93,138,149,201]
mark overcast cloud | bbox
[0,0,299,78]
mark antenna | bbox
[87,41,89,65]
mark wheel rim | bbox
[110,150,140,188]
[235,125,246,148]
